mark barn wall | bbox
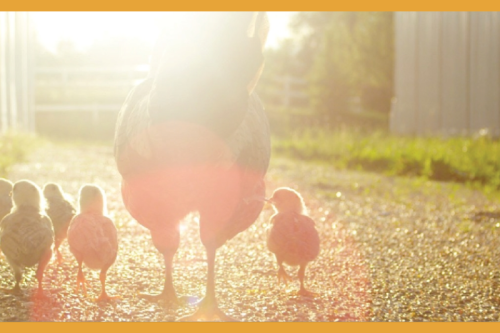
[417,12,441,134]
[390,12,418,134]
[390,11,500,137]
[441,12,469,135]
[0,12,34,133]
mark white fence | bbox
[35,66,149,114]
[1,11,306,136]
[391,12,500,137]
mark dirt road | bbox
[1,142,499,321]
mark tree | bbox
[289,12,394,116]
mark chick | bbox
[0,178,13,222]
[267,187,320,296]
[67,185,119,301]
[0,180,54,296]
[43,183,76,264]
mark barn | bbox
[0,12,35,133]
[390,12,500,137]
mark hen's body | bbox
[114,12,270,320]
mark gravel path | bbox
[1,142,500,322]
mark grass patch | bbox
[272,128,500,191]
[0,132,40,178]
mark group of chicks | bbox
[0,177,319,300]
[0,178,118,301]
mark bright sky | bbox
[31,12,295,53]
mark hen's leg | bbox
[34,248,52,298]
[140,248,178,303]
[178,245,236,321]
[97,264,120,302]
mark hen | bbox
[114,12,270,321]
[67,185,119,301]
[267,188,320,296]
[0,178,13,222]
[43,183,76,263]
[0,180,54,296]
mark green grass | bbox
[0,132,40,178]
[272,128,500,192]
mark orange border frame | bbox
[1,3,500,332]
[1,0,500,11]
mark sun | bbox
[31,12,295,53]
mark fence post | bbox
[0,12,8,133]
[283,75,291,107]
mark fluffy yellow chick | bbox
[0,178,13,222]
[43,183,76,264]
[267,187,320,296]
[0,180,54,296]
[67,184,119,301]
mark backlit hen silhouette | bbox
[114,12,270,321]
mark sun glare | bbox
[31,12,293,53]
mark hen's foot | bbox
[177,296,237,322]
[139,290,180,305]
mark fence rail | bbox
[35,67,308,113]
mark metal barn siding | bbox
[441,12,469,135]
[469,12,500,135]
[0,12,34,133]
[390,12,418,134]
[390,12,500,137]
[417,12,441,134]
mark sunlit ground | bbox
[0,141,370,321]
[1,138,500,321]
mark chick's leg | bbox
[297,263,316,297]
[276,257,291,286]
[177,245,235,322]
[35,248,52,298]
[96,264,120,302]
[1,264,22,294]
[54,238,63,264]
[74,259,87,296]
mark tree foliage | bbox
[265,12,394,116]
